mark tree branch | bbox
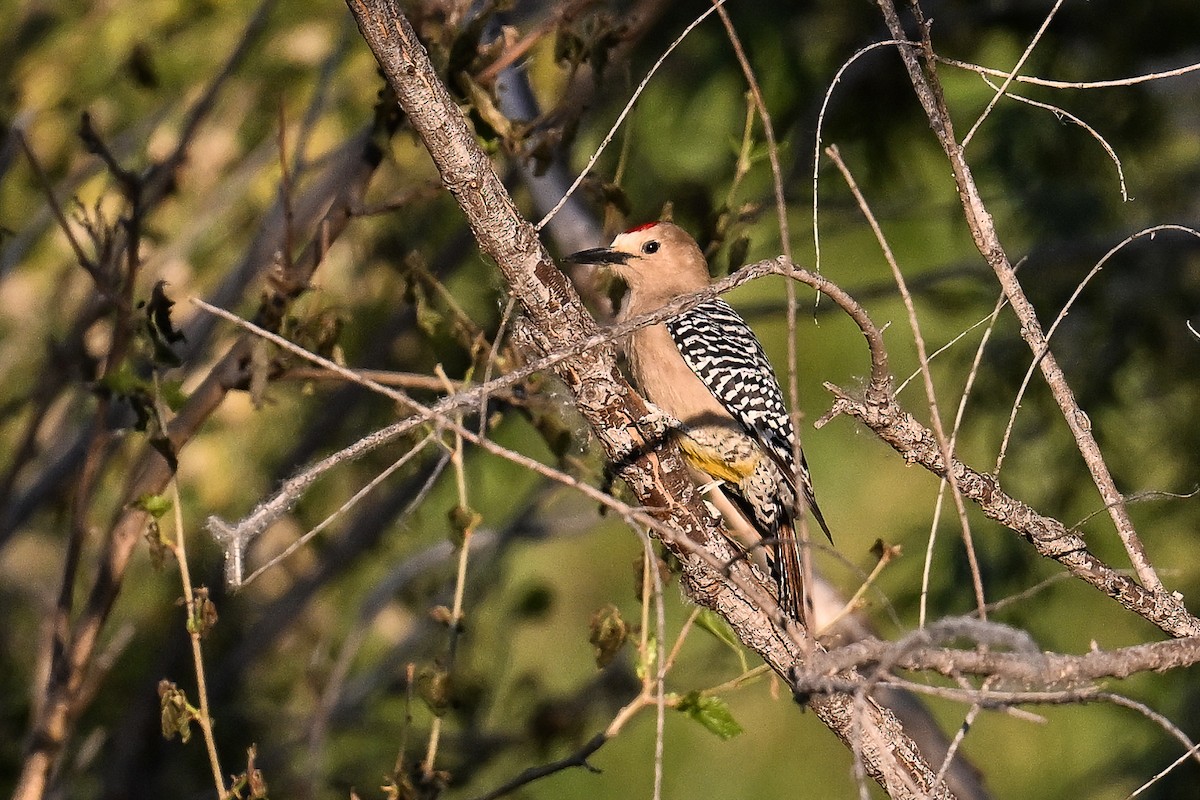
[811,622,1200,686]
[764,258,1200,638]
[344,2,954,796]
[12,106,397,800]
[874,0,1163,594]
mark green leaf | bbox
[97,360,149,397]
[635,634,658,682]
[447,503,482,546]
[133,492,173,519]
[676,691,743,741]
[695,609,748,672]
[157,378,188,411]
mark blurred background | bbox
[2,0,1199,798]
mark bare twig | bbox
[154,380,226,798]
[240,433,440,587]
[977,76,1128,201]
[939,55,1200,90]
[1100,692,1200,772]
[469,732,608,800]
[644,533,667,800]
[811,627,1200,685]
[811,39,916,276]
[874,0,1163,594]
[14,131,96,276]
[960,0,1065,147]
[534,0,729,230]
[995,225,1200,474]
[825,143,987,621]
[1129,737,1200,798]
[420,366,475,780]
[934,701,982,793]
[12,76,392,800]
[920,290,1008,628]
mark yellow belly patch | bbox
[678,437,758,484]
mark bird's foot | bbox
[637,402,680,442]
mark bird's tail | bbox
[773,521,807,623]
[804,490,834,544]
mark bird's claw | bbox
[637,402,679,440]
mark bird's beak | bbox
[564,247,631,267]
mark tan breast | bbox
[626,323,737,432]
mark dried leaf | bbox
[588,603,628,668]
[158,680,193,743]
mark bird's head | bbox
[566,221,710,297]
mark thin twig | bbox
[167,481,226,798]
[961,0,1065,147]
[826,144,987,619]
[469,732,608,800]
[893,303,1008,397]
[811,39,916,276]
[276,367,481,394]
[1100,692,1200,772]
[920,290,1008,627]
[1128,739,1200,798]
[14,131,97,276]
[156,376,225,798]
[240,433,439,587]
[817,545,898,636]
[978,75,1128,201]
[934,700,983,793]
[422,365,475,779]
[939,54,1200,90]
[642,533,667,800]
[277,103,296,272]
[535,0,729,230]
[995,224,1200,475]
[875,0,1163,593]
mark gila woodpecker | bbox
[567,221,830,621]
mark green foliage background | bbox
[1,1,1199,798]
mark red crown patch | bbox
[623,221,659,234]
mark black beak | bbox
[565,247,631,267]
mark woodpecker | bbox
[567,221,830,621]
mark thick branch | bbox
[826,384,1200,638]
[814,632,1200,685]
[345,2,953,796]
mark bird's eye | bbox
[642,240,660,255]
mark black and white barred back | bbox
[665,298,830,538]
